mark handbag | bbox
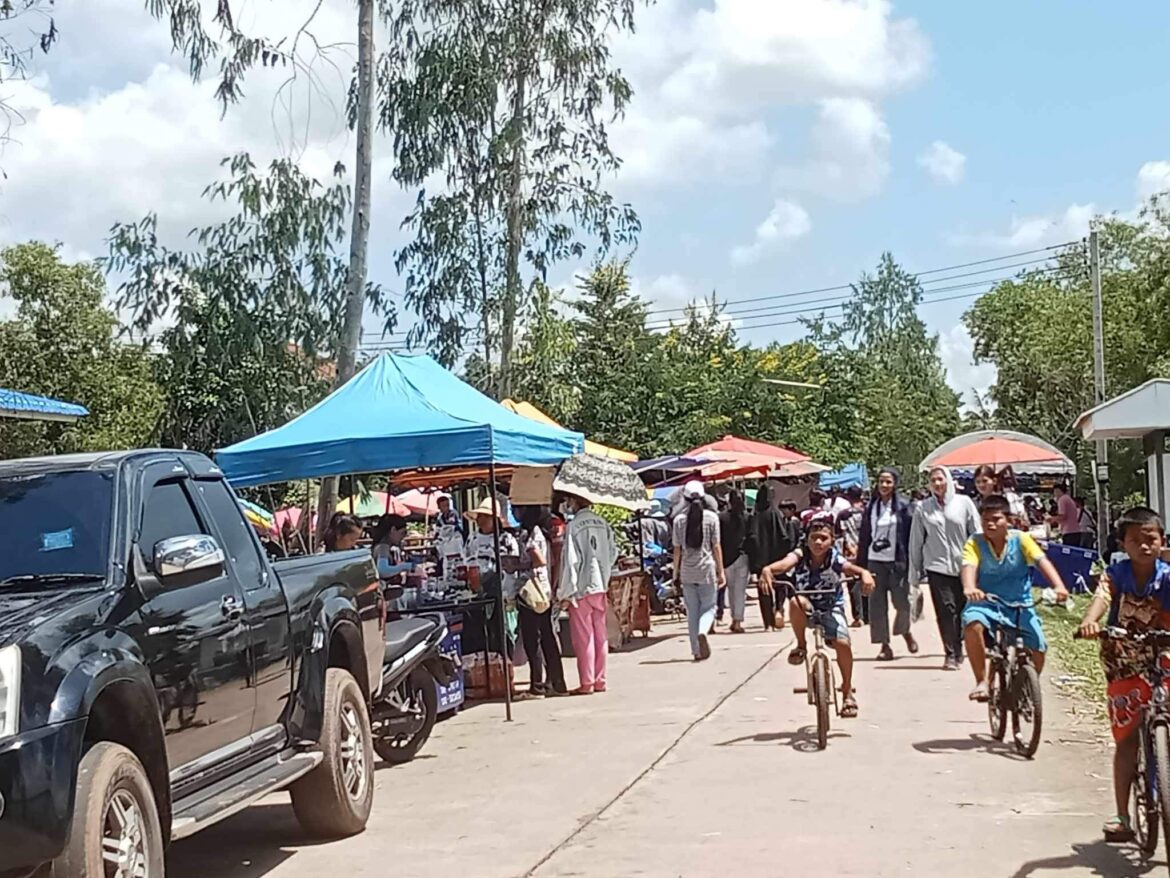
[518,575,552,614]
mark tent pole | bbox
[636,511,645,572]
[488,445,513,722]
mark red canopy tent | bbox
[919,430,1075,476]
[686,435,812,481]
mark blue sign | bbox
[436,625,465,713]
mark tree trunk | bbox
[319,0,375,538]
[500,2,527,400]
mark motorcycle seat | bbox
[384,616,439,663]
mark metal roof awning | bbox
[0,388,89,423]
[1074,379,1170,440]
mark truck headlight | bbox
[0,645,20,740]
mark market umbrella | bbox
[337,491,413,517]
[554,453,651,512]
[238,498,276,533]
[919,430,1076,475]
[396,488,449,516]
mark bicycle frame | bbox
[792,588,842,716]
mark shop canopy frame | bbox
[218,353,585,722]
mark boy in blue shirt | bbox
[961,495,1069,702]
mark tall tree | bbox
[0,243,162,458]
[811,253,961,476]
[377,0,641,390]
[107,154,389,455]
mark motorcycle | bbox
[372,590,458,764]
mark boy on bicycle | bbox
[760,513,875,718]
[961,495,1069,703]
[1078,507,1170,842]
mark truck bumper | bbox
[0,719,85,874]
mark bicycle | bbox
[790,587,845,751]
[982,595,1044,758]
[1075,627,1170,862]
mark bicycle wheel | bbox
[1134,724,1159,856]
[1153,724,1170,868]
[813,655,831,751]
[987,661,1007,742]
[1011,664,1043,758]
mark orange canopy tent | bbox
[500,399,637,462]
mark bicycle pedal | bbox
[793,686,808,694]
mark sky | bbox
[2,0,1170,408]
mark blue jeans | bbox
[683,582,718,657]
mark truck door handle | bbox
[220,594,243,621]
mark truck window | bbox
[140,480,206,559]
[0,470,113,580]
[194,480,267,588]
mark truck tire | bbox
[51,741,165,878]
[290,668,374,838]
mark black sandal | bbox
[788,647,807,665]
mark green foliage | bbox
[376,0,642,385]
[963,205,1170,500]
[0,243,162,457]
[106,154,392,456]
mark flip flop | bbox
[969,682,990,702]
[698,633,712,660]
[841,697,859,718]
[877,645,894,662]
[1103,816,1135,843]
[788,647,807,666]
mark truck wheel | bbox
[52,741,165,878]
[290,668,374,838]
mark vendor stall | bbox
[217,353,584,720]
[0,387,88,422]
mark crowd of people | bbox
[313,467,1170,844]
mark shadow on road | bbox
[717,725,850,753]
[167,802,334,878]
[639,658,696,666]
[1010,839,1159,877]
[912,733,1031,761]
[618,632,681,653]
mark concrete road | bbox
[168,603,1147,878]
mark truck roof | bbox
[0,449,222,478]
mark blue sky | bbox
[1,0,1168,405]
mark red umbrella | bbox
[396,488,450,516]
[919,430,1075,475]
[688,435,809,464]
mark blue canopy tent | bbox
[217,354,582,722]
[0,388,88,423]
[217,353,584,486]
[819,463,869,492]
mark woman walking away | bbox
[909,466,980,670]
[673,481,725,660]
[749,483,796,630]
[514,506,567,698]
[558,492,618,695]
[858,468,918,661]
[719,490,750,633]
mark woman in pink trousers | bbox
[558,493,619,695]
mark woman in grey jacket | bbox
[909,466,981,670]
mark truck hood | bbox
[0,588,106,647]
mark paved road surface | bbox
[169,600,1146,877]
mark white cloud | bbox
[611,0,929,191]
[917,140,966,185]
[1137,161,1170,202]
[773,97,890,201]
[937,323,997,410]
[731,198,811,265]
[948,203,1095,250]
[611,111,771,188]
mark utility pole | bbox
[1089,229,1110,547]
[318,0,375,535]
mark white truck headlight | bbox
[0,645,21,740]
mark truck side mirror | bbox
[154,535,226,585]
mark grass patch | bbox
[1035,591,1106,719]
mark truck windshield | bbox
[0,470,113,582]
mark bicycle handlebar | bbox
[982,594,1035,610]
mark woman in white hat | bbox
[672,481,726,661]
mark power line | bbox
[646,242,1076,316]
[644,265,1079,332]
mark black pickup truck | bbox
[0,450,385,877]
